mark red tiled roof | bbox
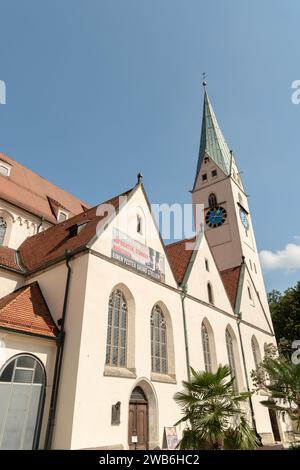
[220,266,241,309]
[0,282,58,338]
[19,188,133,272]
[0,246,23,272]
[47,196,70,218]
[166,238,195,285]
[0,152,90,223]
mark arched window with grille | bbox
[251,336,261,370]
[0,217,7,245]
[105,289,127,367]
[208,193,217,208]
[226,327,238,393]
[201,322,212,372]
[207,283,214,304]
[151,305,168,374]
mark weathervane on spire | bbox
[202,72,207,88]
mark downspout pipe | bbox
[236,313,258,435]
[234,257,259,436]
[180,287,191,382]
[44,250,73,449]
[37,216,45,234]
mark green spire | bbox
[193,90,232,188]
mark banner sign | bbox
[111,228,165,282]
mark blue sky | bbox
[0,0,300,293]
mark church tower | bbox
[192,85,270,314]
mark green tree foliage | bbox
[268,282,300,356]
[251,346,300,429]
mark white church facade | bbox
[0,90,293,449]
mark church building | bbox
[0,89,292,449]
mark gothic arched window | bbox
[208,193,217,208]
[0,217,7,245]
[105,290,127,367]
[226,328,238,393]
[151,305,168,374]
[201,323,212,372]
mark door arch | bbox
[0,354,46,449]
[128,386,148,450]
[128,379,158,450]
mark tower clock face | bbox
[205,206,227,228]
[239,208,249,230]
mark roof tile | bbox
[0,282,58,337]
[0,152,90,223]
[166,238,195,285]
[220,265,241,309]
[0,246,22,272]
[19,188,133,272]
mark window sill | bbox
[150,372,177,384]
[104,365,137,379]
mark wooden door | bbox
[128,402,148,450]
[268,409,281,442]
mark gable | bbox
[182,234,234,313]
[238,265,274,334]
[89,185,177,288]
[193,155,227,192]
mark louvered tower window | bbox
[208,193,217,208]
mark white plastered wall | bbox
[0,269,23,298]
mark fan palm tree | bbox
[174,365,260,450]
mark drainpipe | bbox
[44,250,73,449]
[236,313,258,434]
[180,287,191,382]
[37,216,45,234]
